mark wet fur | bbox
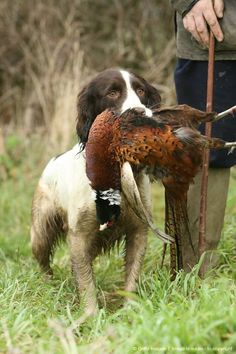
[31,69,160,314]
[31,146,151,314]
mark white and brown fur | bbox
[31,68,161,314]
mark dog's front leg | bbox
[124,226,148,293]
[69,231,98,315]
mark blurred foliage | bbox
[0,134,25,181]
[77,0,174,71]
[0,0,175,146]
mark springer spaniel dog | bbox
[76,68,160,146]
[31,68,161,315]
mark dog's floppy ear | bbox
[146,82,161,109]
[76,85,96,146]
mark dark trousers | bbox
[174,59,236,168]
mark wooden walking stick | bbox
[198,31,215,277]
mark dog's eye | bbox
[107,91,120,99]
[136,88,145,97]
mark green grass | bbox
[1,137,236,353]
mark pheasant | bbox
[85,105,236,276]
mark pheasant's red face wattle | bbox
[107,220,115,227]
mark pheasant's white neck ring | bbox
[98,188,121,205]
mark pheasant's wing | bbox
[118,114,183,169]
[152,104,216,129]
[117,109,227,176]
[121,162,174,244]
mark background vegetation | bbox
[0,0,174,153]
[1,1,236,353]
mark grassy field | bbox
[1,136,236,354]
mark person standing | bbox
[170,0,236,271]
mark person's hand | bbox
[183,0,224,47]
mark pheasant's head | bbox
[95,189,121,231]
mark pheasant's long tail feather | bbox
[153,105,217,128]
[164,188,193,278]
[170,244,177,281]
[165,191,179,279]
[164,191,177,278]
[160,244,167,268]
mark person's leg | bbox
[182,168,230,271]
[174,59,236,270]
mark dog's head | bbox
[76,68,161,146]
